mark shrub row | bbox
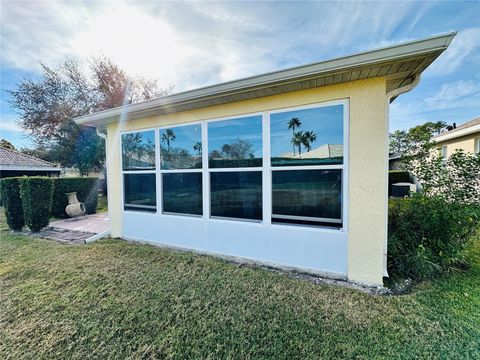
[1,176,99,232]
[51,177,99,217]
[388,195,480,280]
[20,177,54,232]
[0,178,24,230]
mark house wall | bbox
[435,133,480,157]
[106,77,387,286]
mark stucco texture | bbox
[435,133,479,157]
[106,77,388,285]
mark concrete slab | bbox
[50,212,109,234]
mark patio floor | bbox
[50,212,109,234]
[33,213,110,245]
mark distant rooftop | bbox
[0,147,60,171]
[434,117,480,142]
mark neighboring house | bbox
[433,117,480,158]
[74,33,454,286]
[0,147,61,178]
[62,167,105,179]
[389,153,402,170]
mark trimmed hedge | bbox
[0,177,24,230]
[51,177,99,218]
[20,177,54,232]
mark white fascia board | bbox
[433,124,480,143]
[0,165,62,172]
[74,32,456,128]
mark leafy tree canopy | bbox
[9,57,172,175]
[0,139,15,150]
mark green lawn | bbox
[0,211,479,359]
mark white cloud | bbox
[0,114,22,132]
[427,27,480,75]
[424,80,480,107]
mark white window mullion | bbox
[262,112,271,225]
[202,122,210,219]
[155,128,162,214]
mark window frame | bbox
[206,113,265,222]
[266,100,348,229]
[158,121,204,217]
[120,128,158,213]
[119,98,349,233]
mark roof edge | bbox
[75,32,456,127]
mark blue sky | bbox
[1,1,479,149]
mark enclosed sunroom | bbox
[75,33,455,286]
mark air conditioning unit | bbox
[391,182,416,198]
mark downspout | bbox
[383,74,421,277]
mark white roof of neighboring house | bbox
[0,147,61,172]
[433,117,480,143]
[280,144,343,159]
[74,32,456,129]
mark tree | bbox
[161,129,176,150]
[291,131,304,155]
[0,139,15,150]
[389,130,407,155]
[220,138,254,159]
[193,142,202,156]
[287,117,301,155]
[302,131,317,152]
[9,57,171,175]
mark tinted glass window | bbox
[122,131,156,170]
[270,105,343,166]
[162,173,203,215]
[160,124,202,169]
[210,171,262,220]
[208,116,262,168]
[272,170,341,226]
[124,173,156,212]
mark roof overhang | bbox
[74,32,456,129]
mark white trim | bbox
[0,165,61,172]
[475,138,480,154]
[208,167,263,172]
[272,214,342,224]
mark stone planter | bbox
[65,192,86,218]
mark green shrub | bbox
[20,177,54,232]
[0,177,24,230]
[388,195,480,280]
[51,177,99,217]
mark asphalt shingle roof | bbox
[0,147,58,168]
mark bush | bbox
[51,177,99,217]
[0,177,24,230]
[20,177,54,232]
[388,195,480,280]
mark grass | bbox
[0,210,479,359]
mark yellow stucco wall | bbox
[435,133,479,157]
[106,77,387,285]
